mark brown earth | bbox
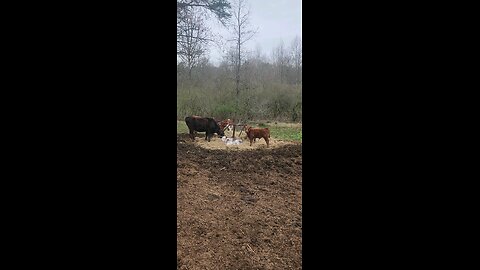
[177,133,302,270]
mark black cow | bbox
[185,116,225,142]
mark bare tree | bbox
[177,0,231,50]
[254,44,265,63]
[177,12,209,79]
[290,36,302,85]
[272,40,290,84]
[224,46,239,74]
[229,0,257,99]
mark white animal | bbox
[223,137,242,145]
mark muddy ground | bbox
[177,133,302,270]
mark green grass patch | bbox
[267,125,302,142]
[177,121,189,134]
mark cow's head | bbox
[218,119,233,132]
[216,124,225,137]
[243,125,251,138]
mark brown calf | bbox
[245,126,270,147]
[218,118,233,131]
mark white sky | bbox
[206,0,302,65]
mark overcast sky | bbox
[206,0,302,65]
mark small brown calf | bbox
[245,126,270,147]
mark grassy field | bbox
[177,120,302,142]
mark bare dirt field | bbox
[177,133,302,269]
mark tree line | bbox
[177,0,302,122]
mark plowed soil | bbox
[177,133,302,270]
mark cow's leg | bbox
[249,138,253,146]
[207,133,212,142]
[205,133,208,141]
[265,137,269,147]
[189,130,195,141]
